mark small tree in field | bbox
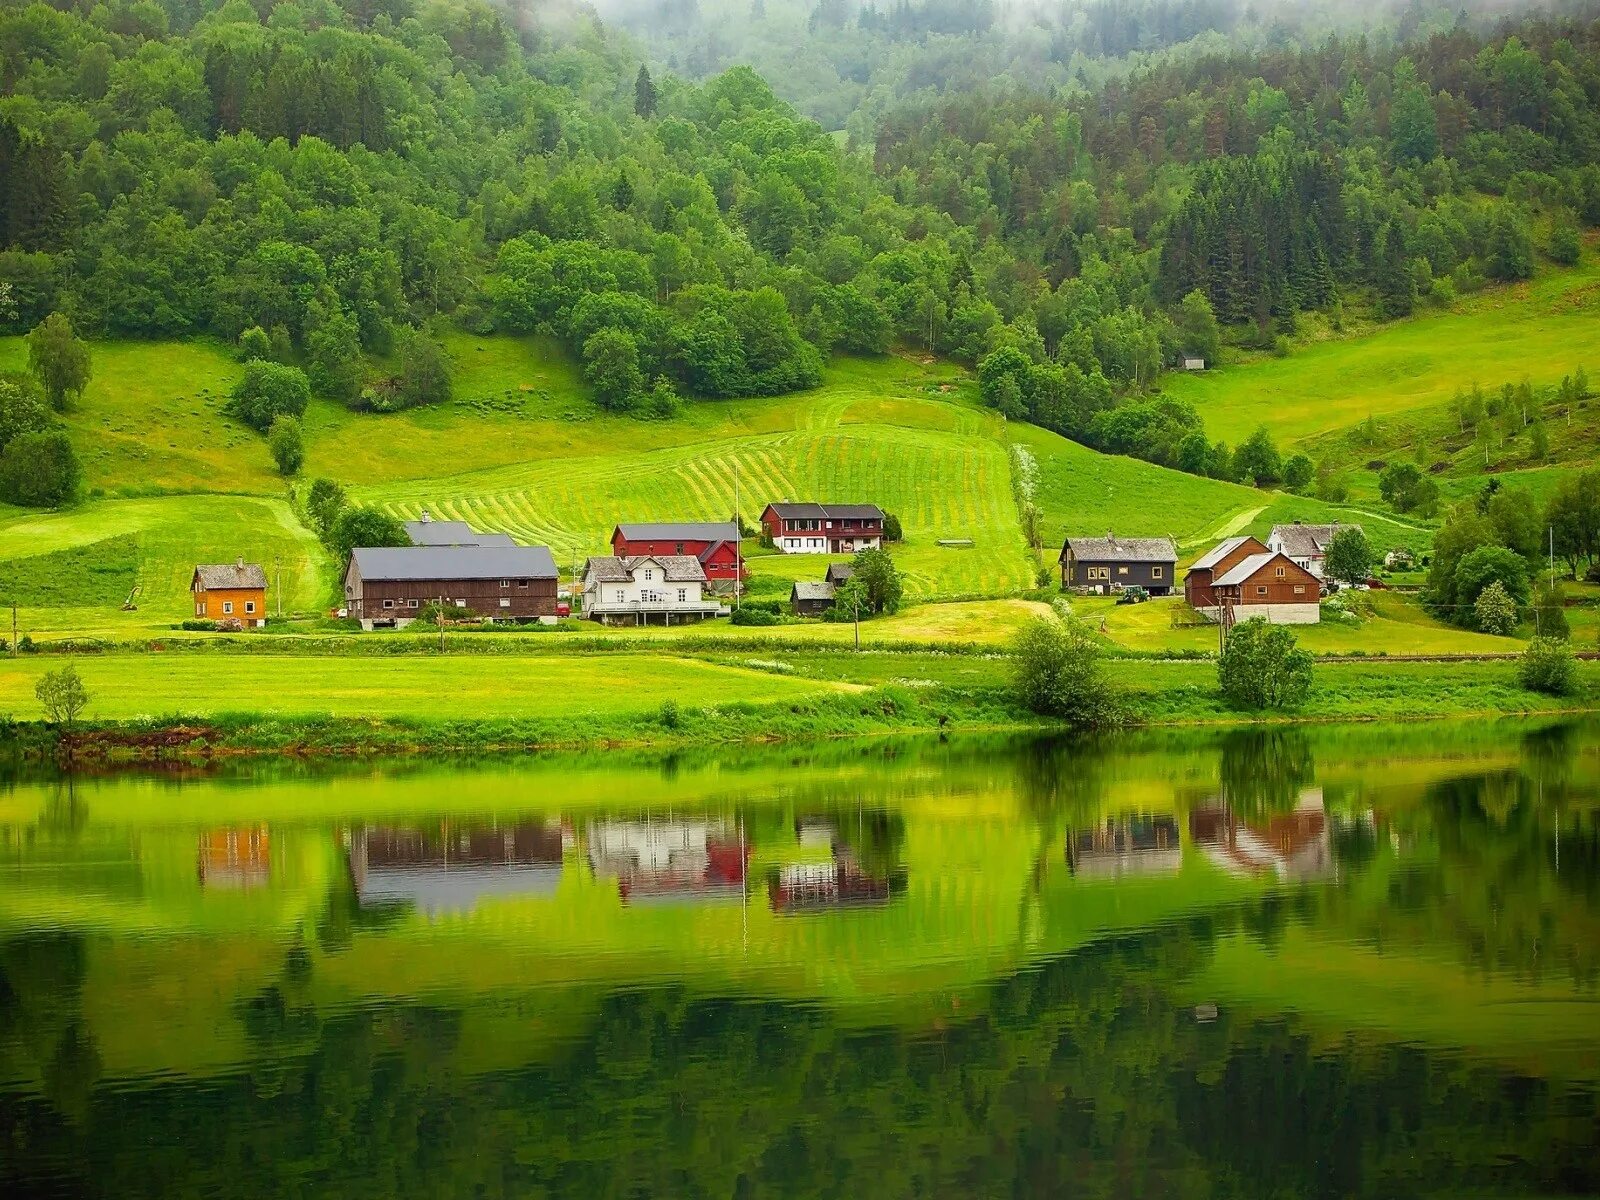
[851,547,903,615]
[1011,616,1121,730]
[268,415,304,476]
[1519,636,1576,696]
[1219,619,1313,711]
[1473,579,1518,636]
[36,664,89,730]
[27,313,91,411]
[1323,527,1374,588]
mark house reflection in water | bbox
[348,822,567,916]
[587,819,749,904]
[768,818,906,912]
[198,826,271,889]
[1067,815,1181,879]
[1189,788,1330,879]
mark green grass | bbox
[1164,259,1600,445]
[1010,422,1263,548]
[0,534,137,607]
[0,652,853,721]
[0,495,324,632]
[1240,494,1435,557]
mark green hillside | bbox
[1163,259,1600,446]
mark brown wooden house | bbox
[1210,551,1321,625]
[343,544,558,628]
[1184,536,1269,612]
[191,560,268,627]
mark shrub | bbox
[1218,619,1313,710]
[237,326,271,361]
[1518,636,1576,696]
[658,699,682,729]
[227,361,310,432]
[268,415,304,476]
[883,512,903,542]
[1531,580,1570,640]
[0,429,79,507]
[1473,579,1518,635]
[180,619,219,631]
[731,606,779,626]
[1010,616,1122,729]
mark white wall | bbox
[1195,603,1321,625]
[585,558,706,609]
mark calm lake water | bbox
[1,721,1598,1198]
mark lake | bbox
[1,721,1597,1198]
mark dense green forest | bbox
[2,0,1600,464]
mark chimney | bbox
[236,555,245,570]
[420,507,432,523]
[1105,529,1114,544]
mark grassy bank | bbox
[5,652,1596,759]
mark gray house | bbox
[1058,534,1178,595]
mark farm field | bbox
[1163,258,1600,446]
[1077,593,1525,656]
[0,653,852,721]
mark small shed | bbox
[791,580,836,616]
[1182,357,1206,371]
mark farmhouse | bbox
[343,544,559,628]
[791,580,836,616]
[1183,535,1269,611]
[582,554,725,625]
[1269,521,1360,580]
[191,560,268,627]
[611,521,744,589]
[761,502,884,555]
[1206,549,1321,625]
[404,510,515,547]
[1058,534,1177,594]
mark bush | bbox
[237,326,271,362]
[0,429,79,507]
[1218,619,1313,710]
[1473,579,1518,636]
[268,415,304,476]
[1010,616,1122,729]
[731,606,780,626]
[1531,580,1570,640]
[1518,636,1576,696]
[227,361,310,432]
[883,512,903,542]
[179,619,219,631]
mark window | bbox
[1256,585,1268,596]
[222,601,233,614]
[500,579,510,588]
[1117,566,1128,576]
[408,599,419,608]
[196,603,204,616]
[677,588,687,602]
[382,599,393,609]
[517,579,528,588]
[1152,566,1163,579]
[499,598,510,608]
[245,601,255,614]
[615,590,625,603]
[675,542,684,554]
[1275,566,1285,577]
[1293,585,1306,595]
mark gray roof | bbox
[351,544,556,582]
[584,555,707,583]
[1191,536,1260,571]
[1271,523,1360,558]
[1061,535,1176,564]
[792,581,836,602]
[1214,552,1294,588]
[824,563,855,584]
[614,521,740,544]
[765,502,884,520]
[405,519,516,547]
[193,562,268,590]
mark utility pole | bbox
[437,594,446,654]
[274,555,283,618]
[10,603,15,657]
[853,592,861,652]
[735,472,743,610]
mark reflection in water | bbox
[0,721,1597,1198]
[587,818,748,903]
[349,822,567,915]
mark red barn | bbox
[610,522,745,588]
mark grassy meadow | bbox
[1164,258,1600,445]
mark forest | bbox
[2,0,1600,474]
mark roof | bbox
[1191,536,1260,572]
[614,521,740,544]
[792,581,836,602]
[765,502,884,521]
[1214,552,1307,588]
[824,563,855,584]
[584,555,707,583]
[1061,535,1176,564]
[193,562,267,590]
[350,544,557,582]
[405,519,516,547]
[1271,523,1361,558]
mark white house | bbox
[581,554,726,625]
[1268,521,1361,581]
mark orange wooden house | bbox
[190,559,268,627]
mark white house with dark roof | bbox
[1268,521,1360,580]
[581,554,727,625]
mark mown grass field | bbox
[1164,258,1600,445]
[0,653,852,721]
